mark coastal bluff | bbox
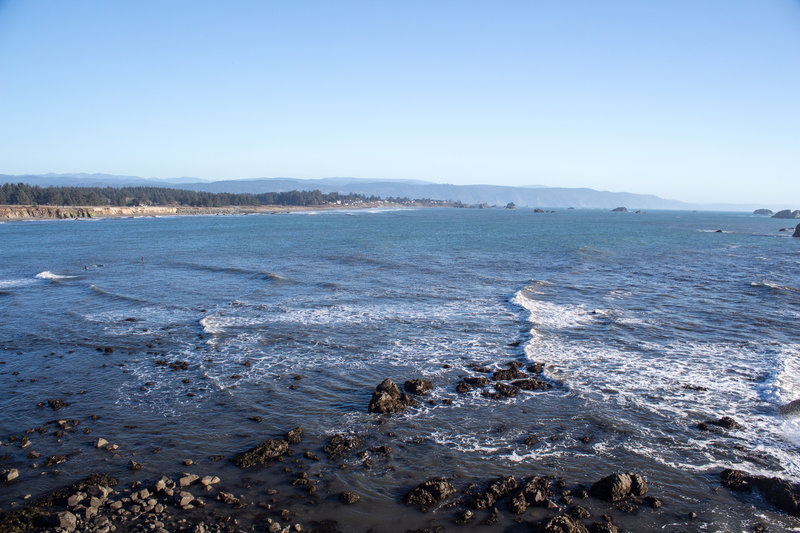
[0,205,180,220]
[0,204,298,220]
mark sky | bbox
[0,1,798,204]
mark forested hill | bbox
[0,183,383,207]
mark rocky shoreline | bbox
[0,203,410,221]
[2,353,797,532]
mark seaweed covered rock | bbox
[404,478,456,511]
[232,439,289,468]
[368,379,418,414]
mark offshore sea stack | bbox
[368,379,419,413]
[793,223,800,238]
[772,209,800,219]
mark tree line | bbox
[0,183,384,207]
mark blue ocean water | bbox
[0,208,798,531]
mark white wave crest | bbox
[35,270,76,281]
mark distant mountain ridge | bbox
[0,173,759,211]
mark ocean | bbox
[0,208,798,531]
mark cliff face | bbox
[0,205,180,220]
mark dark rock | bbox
[794,224,800,238]
[644,496,662,508]
[721,468,752,491]
[779,399,800,417]
[611,207,628,213]
[697,422,710,431]
[286,427,303,444]
[463,376,491,387]
[404,379,433,395]
[590,473,633,502]
[509,492,527,514]
[45,455,66,467]
[128,460,142,470]
[540,514,590,533]
[456,381,473,393]
[568,505,592,519]
[753,209,774,216]
[232,439,289,468]
[589,522,619,533]
[720,469,800,516]
[773,209,800,219]
[339,491,360,504]
[629,473,648,497]
[709,416,743,430]
[523,435,539,446]
[46,399,69,410]
[371,445,392,456]
[493,383,520,398]
[474,476,518,509]
[368,379,418,414]
[492,368,527,381]
[323,434,363,459]
[513,378,552,390]
[528,362,545,373]
[752,476,800,516]
[403,478,456,510]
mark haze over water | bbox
[1,208,799,531]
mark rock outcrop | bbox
[611,207,628,213]
[794,224,800,238]
[368,379,418,413]
[403,379,433,395]
[232,439,289,468]
[773,209,800,219]
[721,468,800,516]
[753,209,774,215]
[590,472,647,502]
[403,478,456,511]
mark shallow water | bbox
[0,208,798,531]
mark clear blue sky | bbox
[1,1,798,204]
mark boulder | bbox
[720,469,800,516]
[232,439,289,468]
[51,511,77,532]
[590,473,635,502]
[403,379,433,395]
[779,399,800,416]
[339,491,360,504]
[368,379,418,414]
[403,478,456,510]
